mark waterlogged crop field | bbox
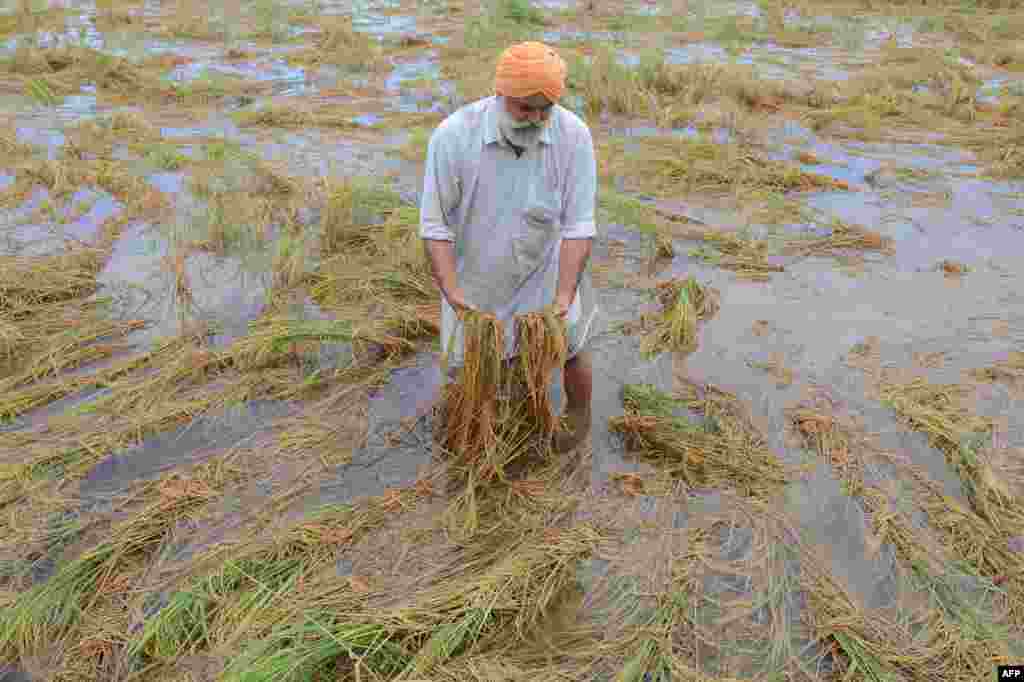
[1,0,1024,678]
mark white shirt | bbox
[418,95,599,367]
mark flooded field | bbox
[1,0,1023,678]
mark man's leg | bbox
[554,349,592,453]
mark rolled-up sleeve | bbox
[561,124,597,239]
[419,123,459,242]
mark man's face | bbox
[503,93,554,128]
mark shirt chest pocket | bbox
[512,182,561,280]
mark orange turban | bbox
[494,41,567,103]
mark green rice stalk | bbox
[615,593,686,682]
[127,556,304,662]
[639,277,719,358]
[222,617,408,682]
[229,315,413,373]
[23,75,60,105]
[401,607,492,678]
[906,468,1024,626]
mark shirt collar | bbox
[484,95,554,148]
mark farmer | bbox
[419,41,598,454]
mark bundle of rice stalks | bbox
[638,277,720,358]
[859,486,1017,672]
[312,266,436,308]
[438,310,506,462]
[969,351,1024,384]
[0,472,220,659]
[53,339,233,418]
[382,302,442,341]
[609,384,788,497]
[512,308,568,440]
[878,378,1021,529]
[783,219,894,258]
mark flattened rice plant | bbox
[879,378,1021,530]
[0,471,223,659]
[790,407,1016,673]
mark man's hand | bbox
[446,287,475,320]
[554,293,573,320]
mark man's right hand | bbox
[445,287,475,320]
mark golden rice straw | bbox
[438,310,505,461]
[512,307,567,441]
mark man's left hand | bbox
[554,294,572,319]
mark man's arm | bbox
[419,123,469,312]
[423,239,458,303]
[555,238,591,309]
[556,122,598,311]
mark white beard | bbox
[497,101,546,149]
